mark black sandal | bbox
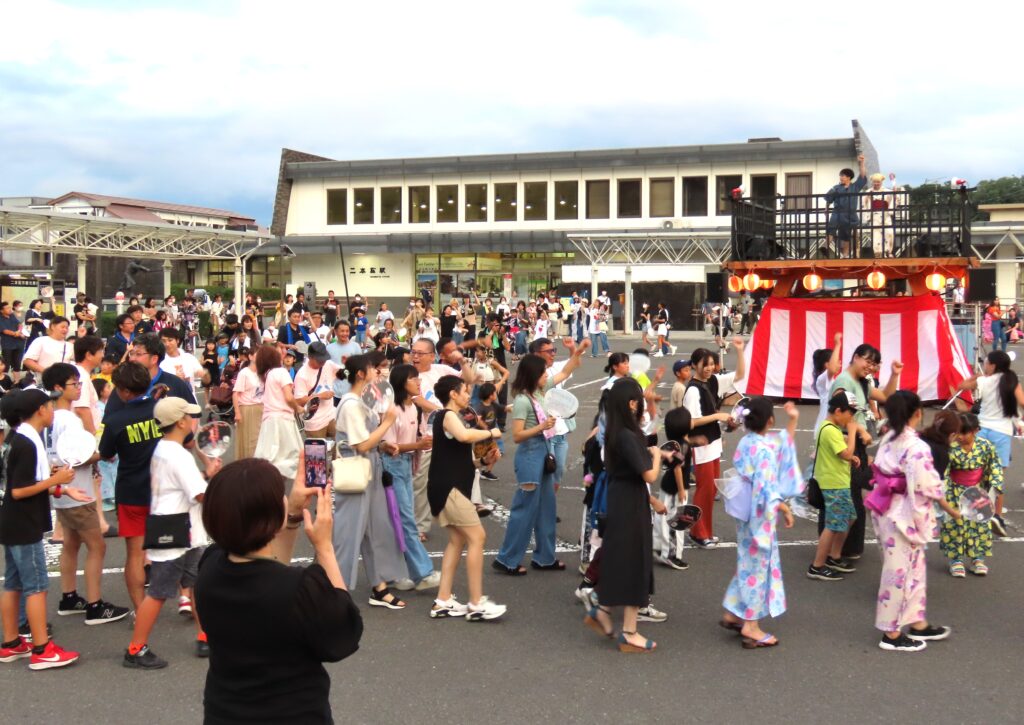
[369,587,406,610]
[530,559,566,571]
[491,560,528,576]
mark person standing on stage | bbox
[828,344,902,559]
[683,339,746,548]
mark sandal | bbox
[949,560,966,578]
[369,587,406,610]
[618,630,656,653]
[969,559,988,576]
[584,605,614,639]
[530,559,566,571]
[719,618,744,634]
[741,633,779,649]
[491,560,528,576]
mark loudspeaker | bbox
[705,272,727,304]
[966,268,995,303]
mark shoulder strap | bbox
[811,422,840,478]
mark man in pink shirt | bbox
[293,342,341,439]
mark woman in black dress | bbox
[584,377,666,652]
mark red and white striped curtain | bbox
[742,295,973,402]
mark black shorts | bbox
[1,347,23,372]
[827,217,856,242]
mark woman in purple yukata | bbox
[865,391,962,653]
[720,397,801,649]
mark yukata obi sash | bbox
[949,468,983,488]
[865,463,931,546]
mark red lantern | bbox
[803,272,822,292]
[742,272,761,291]
[728,275,743,293]
[867,270,886,290]
[925,273,945,292]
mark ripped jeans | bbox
[495,436,557,568]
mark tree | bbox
[905,176,1024,221]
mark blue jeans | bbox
[496,437,557,568]
[574,322,585,344]
[355,330,366,345]
[991,320,1007,351]
[590,332,610,356]
[550,433,568,484]
[514,331,527,355]
[381,454,434,582]
[4,542,48,595]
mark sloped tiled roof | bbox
[47,191,255,223]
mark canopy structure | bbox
[0,205,270,303]
[741,294,973,402]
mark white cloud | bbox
[1,0,1021,222]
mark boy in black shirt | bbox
[99,362,162,610]
[473,382,502,481]
[1,388,88,670]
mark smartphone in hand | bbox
[304,438,329,489]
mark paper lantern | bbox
[866,270,886,290]
[742,272,761,291]
[760,278,774,290]
[803,273,822,292]
[925,273,946,292]
[728,275,743,293]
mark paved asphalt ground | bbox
[5,334,1024,724]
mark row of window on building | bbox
[325,173,813,226]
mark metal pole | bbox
[337,241,351,319]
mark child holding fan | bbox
[939,413,1002,577]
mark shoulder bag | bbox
[806,423,837,510]
[332,397,372,494]
[143,472,192,550]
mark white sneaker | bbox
[178,596,192,617]
[415,571,441,591]
[652,352,664,358]
[430,597,468,618]
[391,578,416,591]
[466,598,507,622]
[637,604,668,623]
[670,346,677,355]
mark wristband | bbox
[286,512,304,525]
[53,485,63,498]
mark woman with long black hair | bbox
[493,354,559,575]
[956,349,1024,536]
[583,377,667,653]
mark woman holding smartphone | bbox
[333,352,408,610]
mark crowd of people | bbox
[0,283,1019,720]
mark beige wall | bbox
[289,253,415,298]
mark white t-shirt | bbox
[473,360,495,383]
[147,440,208,562]
[233,366,263,406]
[588,313,603,335]
[160,351,204,384]
[74,363,100,431]
[49,409,93,509]
[309,325,331,344]
[417,363,461,433]
[683,372,737,465]
[336,393,370,447]
[814,371,836,432]
[261,367,296,421]
[24,335,73,369]
[293,360,341,431]
[376,310,395,326]
[534,319,550,339]
[977,373,1015,436]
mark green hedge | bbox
[169,284,282,302]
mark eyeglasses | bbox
[537,348,556,355]
[65,381,83,387]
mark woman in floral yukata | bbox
[719,397,801,649]
[864,391,962,653]
[940,413,1002,578]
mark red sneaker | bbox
[28,640,80,670]
[0,637,32,663]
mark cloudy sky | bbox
[1,0,1020,224]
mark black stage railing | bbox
[730,188,973,261]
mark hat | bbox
[0,387,60,424]
[828,392,859,413]
[672,360,693,374]
[154,397,202,427]
[307,341,330,363]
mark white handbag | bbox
[331,454,371,494]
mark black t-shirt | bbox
[277,324,310,364]
[606,429,651,482]
[0,433,52,545]
[195,546,362,725]
[99,396,161,506]
[659,442,692,496]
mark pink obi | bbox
[864,464,906,515]
[950,468,983,488]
